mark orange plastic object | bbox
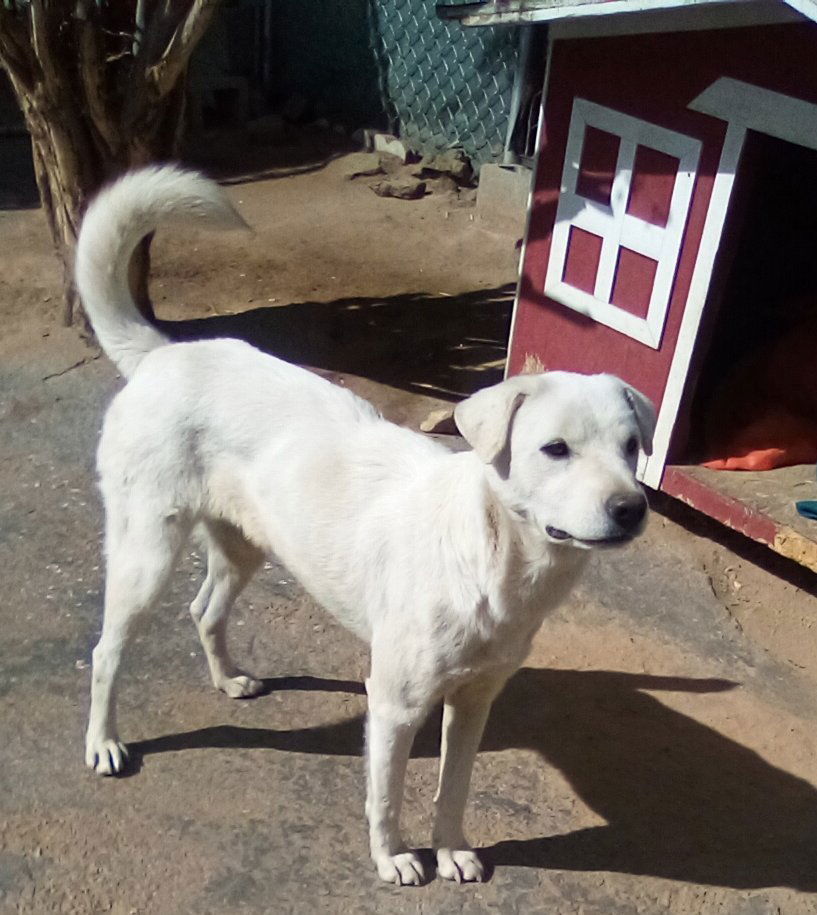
[703,412,817,471]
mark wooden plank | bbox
[436,0,805,29]
[437,0,750,23]
[662,464,817,572]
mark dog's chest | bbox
[452,548,588,676]
[435,577,574,686]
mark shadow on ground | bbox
[649,489,817,599]
[159,285,514,400]
[182,124,357,186]
[130,666,817,892]
[0,124,356,213]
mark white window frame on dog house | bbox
[544,99,701,350]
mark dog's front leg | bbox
[365,680,427,885]
[432,668,512,882]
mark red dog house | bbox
[442,0,817,570]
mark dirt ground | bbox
[3,132,817,914]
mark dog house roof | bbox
[436,0,817,28]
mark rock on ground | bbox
[371,176,426,200]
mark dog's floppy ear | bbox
[623,385,656,456]
[455,375,542,464]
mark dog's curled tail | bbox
[75,165,246,378]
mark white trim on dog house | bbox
[642,78,817,486]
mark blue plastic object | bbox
[796,500,817,521]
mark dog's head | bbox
[454,372,656,548]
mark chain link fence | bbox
[372,1,519,166]
[262,0,519,168]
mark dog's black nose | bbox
[606,492,647,532]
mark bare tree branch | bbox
[29,0,62,98]
[146,0,219,100]
[75,2,120,156]
[0,6,37,93]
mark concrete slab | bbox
[476,163,532,237]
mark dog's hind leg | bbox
[85,503,192,775]
[189,520,264,699]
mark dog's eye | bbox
[541,440,569,459]
[625,436,639,456]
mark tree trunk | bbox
[27,114,88,327]
[12,75,186,327]
[0,1,214,329]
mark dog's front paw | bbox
[436,847,485,883]
[85,737,129,776]
[218,673,264,699]
[375,851,426,886]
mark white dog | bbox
[76,166,655,886]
